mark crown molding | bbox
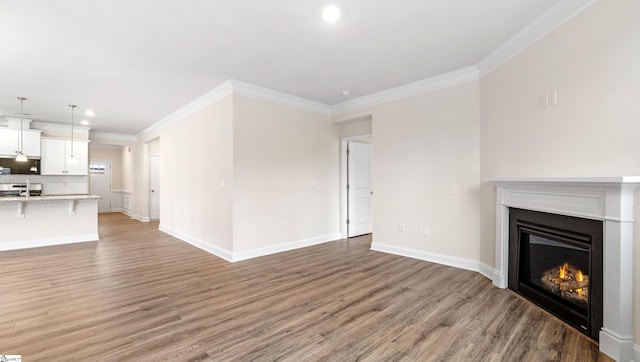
[332,66,479,115]
[230,79,333,115]
[30,121,91,134]
[137,80,234,139]
[477,0,599,77]
[90,131,137,145]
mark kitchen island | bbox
[0,194,100,250]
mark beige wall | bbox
[335,81,482,262]
[232,95,340,252]
[148,138,160,155]
[335,116,372,138]
[121,145,134,192]
[155,95,234,252]
[89,144,123,190]
[479,0,640,343]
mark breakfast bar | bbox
[0,193,100,251]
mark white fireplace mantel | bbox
[490,177,640,362]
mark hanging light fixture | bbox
[15,97,28,162]
[67,104,78,164]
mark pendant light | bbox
[15,97,28,162]
[67,104,78,164]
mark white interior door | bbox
[347,142,372,237]
[89,160,112,213]
[149,155,160,220]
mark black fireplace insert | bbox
[508,208,603,341]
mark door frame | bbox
[340,134,372,239]
[148,154,160,221]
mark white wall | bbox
[155,95,234,252]
[479,0,640,344]
[335,116,372,138]
[232,95,340,252]
[334,81,482,264]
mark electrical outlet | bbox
[548,90,557,105]
[399,223,405,232]
[417,226,431,236]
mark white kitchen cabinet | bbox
[0,129,16,156]
[0,128,42,157]
[41,138,88,175]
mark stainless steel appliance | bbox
[0,182,42,197]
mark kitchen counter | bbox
[0,194,100,251]
[0,194,100,203]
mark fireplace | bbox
[508,208,603,341]
[490,177,640,361]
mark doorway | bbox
[149,154,160,220]
[341,135,372,238]
[89,159,112,213]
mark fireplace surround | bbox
[490,177,640,362]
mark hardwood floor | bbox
[0,213,611,361]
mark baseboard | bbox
[599,328,635,362]
[478,262,495,281]
[118,209,134,218]
[232,233,341,262]
[131,214,150,222]
[0,234,99,251]
[492,269,507,289]
[370,242,490,275]
[158,225,233,262]
[634,343,640,362]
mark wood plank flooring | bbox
[0,213,611,361]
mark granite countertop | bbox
[0,194,101,203]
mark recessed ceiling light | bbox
[322,5,341,23]
[341,90,351,96]
[85,110,95,117]
[81,120,90,126]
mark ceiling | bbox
[0,0,559,135]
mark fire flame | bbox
[577,270,584,282]
[559,262,568,279]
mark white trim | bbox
[119,209,134,218]
[332,66,479,115]
[232,233,341,262]
[159,225,233,262]
[112,190,133,215]
[137,80,234,139]
[132,215,150,223]
[89,143,125,150]
[477,0,599,77]
[370,242,486,274]
[478,262,495,281]
[0,234,99,251]
[90,131,137,144]
[148,154,160,221]
[599,328,635,362]
[112,189,133,194]
[633,343,640,362]
[31,121,91,135]
[231,80,333,115]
